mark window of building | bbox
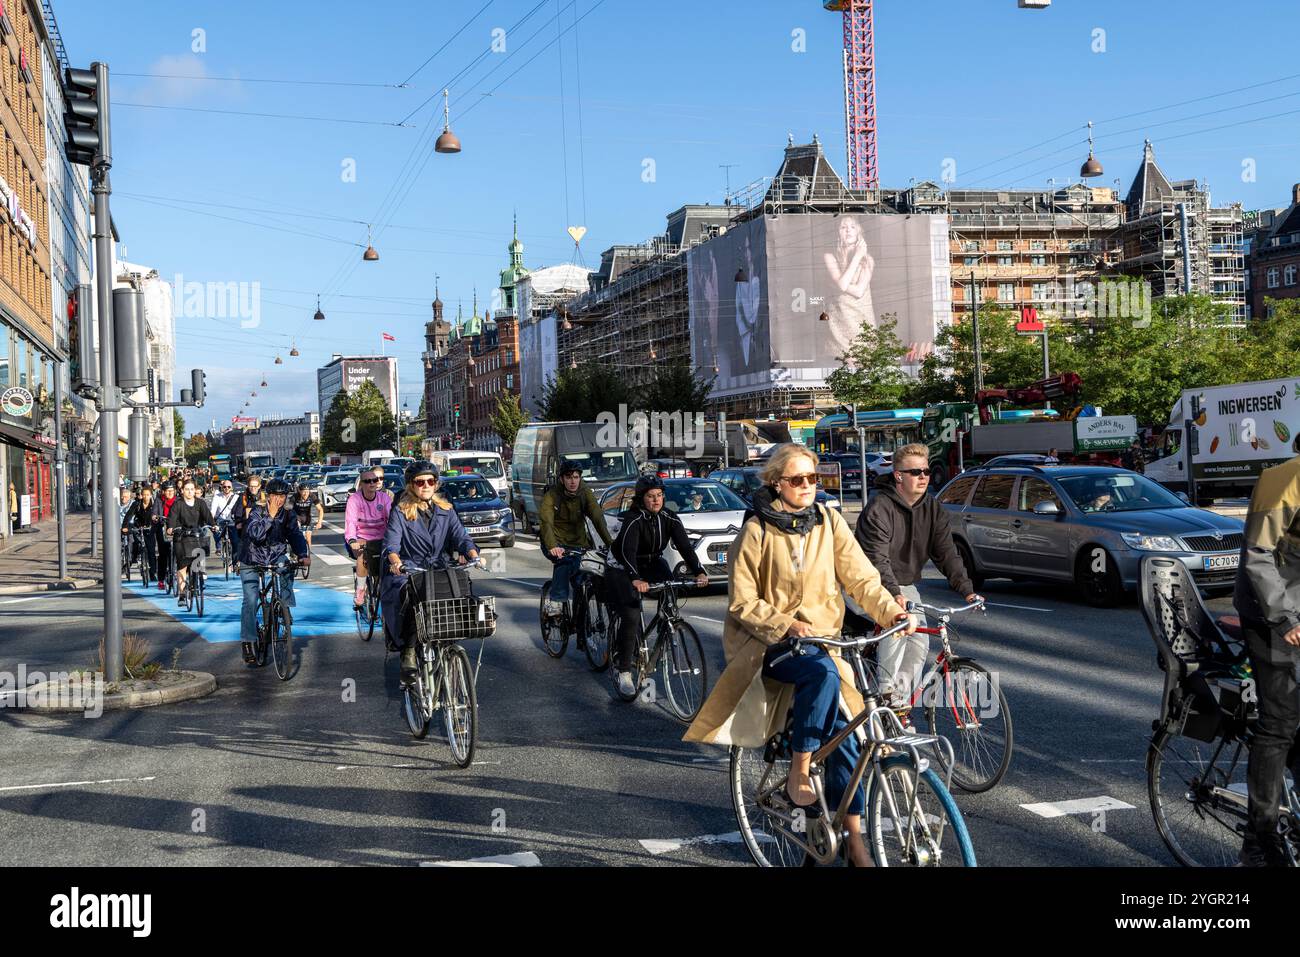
[1030,254,1046,266]
[996,240,1012,251]
[1267,267,1280,289]
[963,256,978,266]
[1285,265,1297,287]
[962,240,979,252]
[998,255,1012,266]
[506,373,514,389]
[998,282,1015,302]
[1030,240,1046,251]
[1032,283,1048,300]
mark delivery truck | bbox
[1146,376,1300,502]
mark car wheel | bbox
[1075,548,1124,608]
[955,539,984,590]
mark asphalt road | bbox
[0,515,1238,866]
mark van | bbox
[430,450,509,498]
[509,423,640,534]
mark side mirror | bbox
[1032,500,1061,516]
[1175,491,1190,504]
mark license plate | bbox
[714,550,727,565]
[1203,554,1239,571]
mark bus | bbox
[812,409,923,456]
[207,454,232,481]
[235,451,275,477]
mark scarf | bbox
[751,484,821,537]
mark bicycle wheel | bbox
[354,576,376,642]
[138,549,149,587]
[730,744,813,867]
[404,646,432,739]
[868,754,977,867]
[1148,719,1250,867]
[923,660,1012,793]
[582,589,611,671]
[441,644,478,768]
[195,573,204,618]
[660,620,708,723]
[271,600,295,680]
[539,582,568,658]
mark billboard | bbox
[518,314,558,418]
[689,213,950,399]
[317,356,399,420]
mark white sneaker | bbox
[544,599,563,617]
[617,671,636,696]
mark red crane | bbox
[824,0,877,190]
[974,372,1084,426]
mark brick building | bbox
[1245,184,1300,320]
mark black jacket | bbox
[855,485,973,598]
[611,506,704,579]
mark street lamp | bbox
[363,224,379,262]
[1080,120,1103,178]
[435,89,461,154]
[313,294,325,322]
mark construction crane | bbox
[823,0,877,191]
[974,372,1083,426]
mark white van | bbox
[431,450,509,498]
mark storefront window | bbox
[16,337,27,388]
[0,333,8,390]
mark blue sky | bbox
[50,0,1300,434]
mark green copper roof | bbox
[499,214,530,290]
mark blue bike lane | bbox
[123,575,362,643]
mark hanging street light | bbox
[274,356,283,364]
[1080,120,1103,178]
[363,224,379,262]
[260,379,267,387]
[435,89,461,154]
[289,342,300,357]
[313,294,325,322]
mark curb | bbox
[0,578,101,596]
[17,671,217,713]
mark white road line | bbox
[0,775,157,793]
[1019,796,1135,818]
[312,550,353,566]
[1079,759,1145,764]
[421,851,541,867]
[0,596,42,604]
[639,831,751,856]
[511,542,538,551]
[498,577,543,589]
[690,615,722,624]
[982,601,1053,613]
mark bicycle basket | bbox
[413,595,497,642]
[579,549,607,578]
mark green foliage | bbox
[320,381,396,452]
[489,391,528,449]
[646,361,714,415]
[293,439,321,463]
[540,362,632,422]
[826,314,910,410]
[171,410,186,451]
[184,432,209,466]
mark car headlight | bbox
[1120,532,1182,552]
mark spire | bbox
[472,286,478,318]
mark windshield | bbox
[446,456,503,478]
[559,451,638,482]
[441,478,496,501]
[1057,473,1187,512]
[662,482,747,513]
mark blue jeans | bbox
[549,551,583,603]
[240,566,297,643]
[763,643,864,816]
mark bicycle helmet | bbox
[265,478,290,496]
[634,474,664,506]
[404,460,437,486]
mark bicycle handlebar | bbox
[643,578,705,594]
[794,615,912,652]
[399,557,488,575]
[915,598,987,616]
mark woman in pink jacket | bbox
[344,466,393,607]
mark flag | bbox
[381,332,396,341]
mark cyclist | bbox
[683,444,912,867]
[121,485,158,584]
[211,480,238,557]
[292,483,325,550]
[166,478,215,604]
[539,461,613,621]
[345,466,394,609]
[152,481,180,590]
[117,486,134,525]
[231,474,267,572]
[854,442,980,722]
[604,474,709,698]
[238,478,310,664]
[381,461,478,684]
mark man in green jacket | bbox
[541,462,614,618]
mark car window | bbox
[661,482,747,512]
[938,475,978,506]
[602,487,633,514]
[1018,477,1063,512]
[970,475,1015,510]
[442,479,496,501]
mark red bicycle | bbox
[860,599,1012,793]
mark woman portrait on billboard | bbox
[823,215,876,359]
[733,235,764,373]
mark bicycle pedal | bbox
[240,642,256,664]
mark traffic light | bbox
[69,284,97,395]
[63,65,110,167]
[191,369,206,407]
[453,402,460,418]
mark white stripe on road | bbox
[0,775,157,793]
[421,851,541,867]
[690,615,722,625]
[639,831,752,856]
[312,549,353,566]
[1079,759,1145,764]
[1020,796,1135,818]
[982,601,1052,613]
[498,577,544,589]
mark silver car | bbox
[319,469,361,511]
[594,478,748,583]
[938,465,1244,607]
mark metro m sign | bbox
[1016,306,1045,333]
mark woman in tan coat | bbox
[684,444,911,867]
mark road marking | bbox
[982,601,1052,613]
[511,542,538,551]
[0,775,157,793]
[1079,759,1145,764]
[690,615,722,624]
[312,549,353,566]
[1020,796,1135,818]
[0,596,42,604]
[421,851,540,867]
[639,831,751,856]
[498,577,543,589]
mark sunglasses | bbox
[411,477,438,488]
[361,477,382,484]
[779,473,818,488]
[898,468,932,477]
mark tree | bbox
[826,314,910,410]
[540,361,631,423]
[185,432,209,466]
[489,391,528,451]
[171,410,186,452]
[293,438,321,463]
[646,361,714,415]
[321,391,353,453]
[320,382,397,453]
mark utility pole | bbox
[971,269,984,395]
[53,363,67,580]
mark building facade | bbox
[1245,184,1300,320]
[317,354,399,422]
[241,412,319,467]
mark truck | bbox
[1145,376,1300,502]
[361,449,397,466]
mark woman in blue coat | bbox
[381,460,479,681]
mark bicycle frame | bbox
[878,602,988,729]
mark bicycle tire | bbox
[354,575,377,642]
[195,573,204,618]
[868,754,977,867]
[1147,719,1250,867]
[582,588,611,672]
[660,620,708,723]
[729,744,814,867]
[442,644,478,768]
[271,601,294,680]
[923,660,1012,793]
[539,582,568,658]
[138,548,149,588]
[404,648,432,739]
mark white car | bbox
[319,469,362,511]
[594,478,748,583]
